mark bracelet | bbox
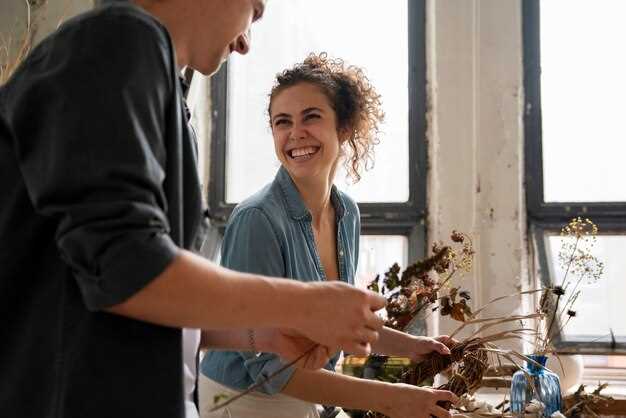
[247,329,258,353]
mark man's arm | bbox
[9,12,385,356]
[108,250,385,355]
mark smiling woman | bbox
[198,53,456,418]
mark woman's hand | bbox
[409,335,456,363]
[254,328,334,370]
[380,384,459,418]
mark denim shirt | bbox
[200,166,360,394]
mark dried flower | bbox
[561,217,598,239]
[539,217,604,355]
[367,274,380,293]
[451,230,465,243]
[459,290,471,300]
[551,286,566,296]
[368,230,475,331]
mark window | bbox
[207,0,427,288]
[524,0,626,353]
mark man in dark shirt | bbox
[0,1,386,417]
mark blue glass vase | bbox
[510,355,562,417]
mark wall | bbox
[1,0,92,80]
[426,0,530,351]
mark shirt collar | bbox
[178,76,192,122]
[275,166,347,222]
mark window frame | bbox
[206,0,427,241]
[523,0,626,354]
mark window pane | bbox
[225,0,409,203]
[541,1,626,202]
[546,234,626,339]
[356,235,408,290]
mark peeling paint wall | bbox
[1,0,92,78]
[427,0,529,351]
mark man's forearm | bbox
[106,249,387,357]
[199,329,249,351]
[107,250,307,330]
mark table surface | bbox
[333,386,626,417]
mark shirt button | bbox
[339,250,344,256]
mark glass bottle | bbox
[511,354,562,417]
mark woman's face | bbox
[270,82,345,184]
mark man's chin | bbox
[193,58,225,77]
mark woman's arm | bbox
[282,368,458,418]
[371,327,452,362]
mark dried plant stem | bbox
[555,315,575,340]
[209,345,318,413]
[439,266,459,289]
[402,299,430,333]
[1,0,34,85]
[450,313,540,340]
[481,348,526,376]
[472,288,544,318]
[409,328,534,387]
[476,329,541,349]
[545,237,580,350]
[558,276,583,319]
[479,347,544,372]
[467,315,541,340]
[409,339,482,385]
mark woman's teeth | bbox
[289,146,319,159]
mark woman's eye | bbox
[304,114,320,121]
[274,119,289,126]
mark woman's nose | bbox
[290,123,307,140]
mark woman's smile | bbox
[288,145,321,162]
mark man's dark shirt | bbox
[0,3,205,417]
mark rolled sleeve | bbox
[220,207,285,277]
[7,11,178,310]
[242,353,296,395]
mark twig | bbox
[545,236,580,350]
[450,313,540,340]
[472,288,544,318]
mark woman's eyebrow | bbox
[271,113,291,122]
[302,107,323,115]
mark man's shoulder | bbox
[62,3,167,38]
[1,2,174,108]
[13,2,171,72]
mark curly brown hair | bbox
[268,52,385,183]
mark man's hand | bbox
[297,282,386,357]
[254,328,334,370]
